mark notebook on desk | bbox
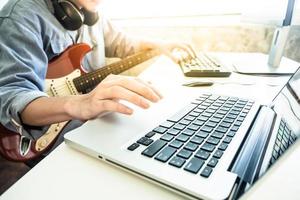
[64,67,300,200]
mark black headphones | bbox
[51,0,99,31]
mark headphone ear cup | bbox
[82,9,99,26]
[52,0,84,31]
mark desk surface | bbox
[1,53,299,200]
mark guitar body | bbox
[0,43,158,162]
[0,43,91,162]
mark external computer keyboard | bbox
[178,53,232,77]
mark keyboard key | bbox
[227,131,236,137]
[187,124,200,131]
[206,136,220,145]
[211,131,224,139]
[213,150,223,158]
[190,136,204,145]
[196,130,209,138]
[223,136,232,144]
[200,126,214,133]
[184,142,199,151]
[184,157,205,174]
[160,121,175,128]
[169,140,184,149]
[207,158,218,167]
[231,125,240,132]
[206,121,218,128]
[145,131,155,138]
[201,167,213,178]
[176,134,190,142]
[223,117,234,123]
[185,115,196,121]
[218,142,228,151]
[201,143,215,152]
[219,122,231,128]
[182,129,195,136]
[160,134,174,142]
[168,104,197,122]
[153,126,167,134]
[173,124,186,130]
[169,156,186,168]
[179,119,191,126]
[215,126,228,133]
[127,143,140,151]
[177,149,193,159]
[137,137,154,146]
[155,146,177,162]
[167,129,180,136]
[195,149,210,160]
[142,140,167,157]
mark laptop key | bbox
[184,142,199,151]
[177,149,193,159]
[201,166,213,178]
[137,137,154,146]
[218,142,228,151]
[160,134,174,142]
[207,158,218,167]
[127,143,140,151]
[155,146,177,162]
[168,104,197,122]
[169,140,184,149]
[176,134,190,142]
[184,157,205,174]
[201,142,216,152]
[169,156,186,168]
[153,126,167,134]
[195,149,210,160]
[145,131,155,138]
[213,150,223,158]
[142,140,167,157]
[190,136,204,145]
[160,121,175,128]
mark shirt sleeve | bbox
[0,17,48,137]
[102,17,141,58]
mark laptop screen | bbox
[272,67,300,135]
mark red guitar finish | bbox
[0,43,92,162]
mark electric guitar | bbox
[0,43,159,162]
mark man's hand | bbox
[65,74,162,120]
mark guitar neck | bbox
[73,49,159,94]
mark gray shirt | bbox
[0,0,139,141]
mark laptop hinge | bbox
[230,106,276,184]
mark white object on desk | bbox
[232,52,299,75]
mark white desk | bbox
[1,53,298,200]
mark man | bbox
[0,0,195,165]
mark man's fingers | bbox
[97,100,133,115]
[99,85,151,109]
[135,78,163,99]
[101,76,162,103]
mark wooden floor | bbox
[0,155,29,195]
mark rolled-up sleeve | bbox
[0,17,48,136]
[103,17,141,58]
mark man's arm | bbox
[21,74,162,126]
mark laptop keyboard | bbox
[127,94,254,178]
[269,119,297,167]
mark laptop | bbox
[64,67,300,200]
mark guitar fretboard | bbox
[73,49,159,94]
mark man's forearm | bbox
[21,96,76,126]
